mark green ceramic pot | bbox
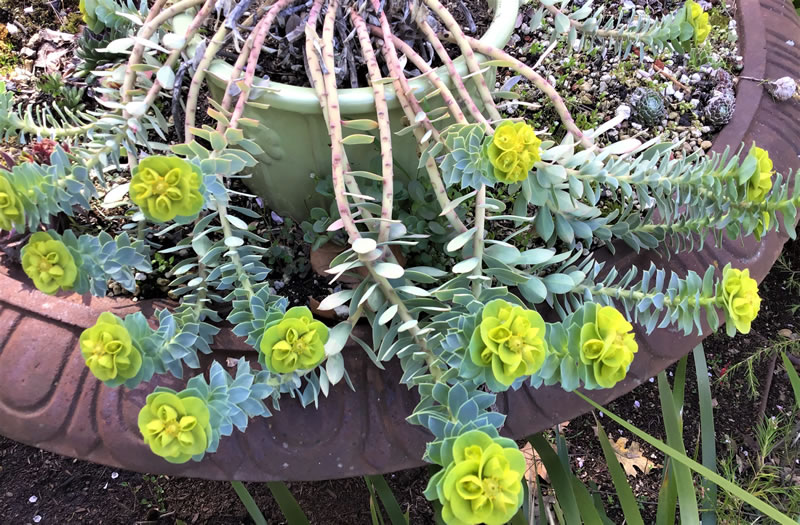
[206,0,520,221]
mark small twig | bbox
[756,353,779,422]
[532,39,558,70]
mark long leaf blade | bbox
[266,481,311,525]
[529,433,581,525]
[231,481,268,525]
[693,344,718,525]
[594,416,645,525]
[364,475,408,525]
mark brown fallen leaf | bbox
[520,442,549,488]
[609,435,661,477]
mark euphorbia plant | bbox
[0,0,797,522]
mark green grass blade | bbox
[594,416,645,525]
[365,477,386,525]
[266,481,310,525]
[536,475,548,525]
[231,481,268,525]
[658,371,700,522]
[673,354,689,415]
[529,433,581,525]
[364,475,408,525]
[781,351,800,408]
[693,344,718,525]
[655,463,677,525]
[576,391,799,525]
[569,475,605,525]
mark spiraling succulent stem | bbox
[540,2,661,41]
[421,0,501,121]
[350,9,395,245]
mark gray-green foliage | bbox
[630,87,667,127]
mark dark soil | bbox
[1,238,798,524]
[253,0,493,88]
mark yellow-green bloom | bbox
[469,299,548,387]
[21,231,78,295]
[579,306,638,389]
[745,146,773,203]
[754,211,770,241]
[129,156,203,223]
[79,312,142,382]
[260,307,329,374]
[435,430,525,525]
[486,121,541,184]
[0,173,24,231]
[138,392,211,464]
[719,266,760,334]
[685,0,710,45]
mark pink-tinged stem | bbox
[351,9,394,245]
[412,8,490,130]
[229,0,295,129]
[421,0,501,121]
[458,34,594,150]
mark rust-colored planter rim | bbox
[0,1,799,481]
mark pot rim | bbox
[204,0,521,115]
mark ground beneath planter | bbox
[1,238,797,524]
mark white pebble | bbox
[29,496,38,504]
[33,516,42,523]
[634,400,640,408]
[111,472,119,479]
[787,40,795,47]
[674,92,685,101]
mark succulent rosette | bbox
[79,312,143,384]
[465,299,548,390]
[21,231,78,295]
[0,173,25,231]
[129,156,204,223]
[484,121,541,184]
[685,0,710,45]
[138,391,212,464]
[719,265,761,336]
[259,307,330,374]
[425,430,525,525]
[743,146,773,203]
[578,305,638,389]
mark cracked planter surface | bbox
[1,0,799,481]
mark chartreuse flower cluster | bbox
[741,145,774,204]
[259,307,329,374]
[129,156,204,223]
[79,312,142,383]
[21,231,78,294]
[138,391,212,464]
[719,264,761,336]
[464,299,548,390]
[426,430,525,525]
[579,305,638,389]
[484,121,542,184]
[684,0,710,45]
[0,173,24,231]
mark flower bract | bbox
[428,430,525,525]
[485,121,541,184]
[260,306,329,374]
[468,299,548,388]
[685,0,710,45]
[129,156,204,223]
[745,146,773,203]
[138,392,211,464]
[79,312,142,382]
[719,265,760,335]
[578,305,638,389]
[21,231,78,295]
[0,173,24,231]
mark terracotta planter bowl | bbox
[1,0,799,481]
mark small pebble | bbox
[700,140,712,150]
[29,496,38,504]
[33,516,42,524]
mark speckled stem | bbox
[185,25,230,141]
[412,8,490,130]
[370,25,487,295]
[351,9,394,245]
[421,0,501,121]
[305,0,360,242]
[368,0,467,234]
[458,34,595,150]
[218,1,283,119]
[369,25,467,127]
[229,0,295,128]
